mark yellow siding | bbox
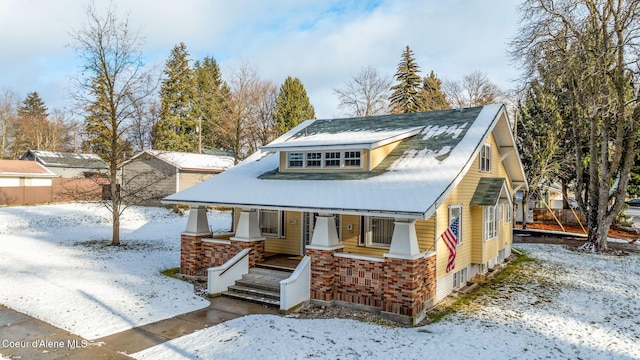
[340,215,387,258]
[264,211,301,255]
[369,140,402,169]
[416,218,436,253]
[435,132,514,278]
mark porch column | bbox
[306,214,343,303]
[229,209,265,267]
[382,219,430,325]
[385,219,423,260]
[181,206,213,276]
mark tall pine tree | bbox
[193,56,230,152]
[389,46,423,113]
[153,43,197,152]
[15,92,49,153]
[420,71,450,111]
[273,76,315,135]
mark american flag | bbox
[442,217,460,273]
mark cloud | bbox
[0,0,520,119]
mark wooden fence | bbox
[0,178,106,206]
[533,208,586,225]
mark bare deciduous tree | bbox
[0,89,18,159]
[334,66,391,117]
[444,71,507,108]
[512,0,640,251]
[70,2,156,246]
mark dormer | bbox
[261,126,424,173]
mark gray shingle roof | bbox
[22,150,108,170]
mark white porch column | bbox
[231,209,266,242]
[384,219,425,260]
[306,213,343,250]
[184,206,211,235]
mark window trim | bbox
[259,210,284,238]
[285,150,363,170]
[448,205,462,246]
[360,216,394,248]
[479,144,492,172]
[483,205,498,241]
[453,267,468,289]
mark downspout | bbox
[175,166,180,193]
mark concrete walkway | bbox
[0,297,280,359]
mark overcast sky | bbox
[0,0,522,120]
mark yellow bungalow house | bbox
[163,104,527,324]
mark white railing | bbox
[207,248,251,295]
[279,255,311,311]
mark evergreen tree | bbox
[273,76,315,135]
[14,92,50,154]
[193,56,229,152]
[153,43,197,152]
[420,71,450,111]
[389,45,423,113]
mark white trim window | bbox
[453,267,468,289]
[288,153,303,168]
[503,203,512,223]
[344,151,362,167]
[306,152,322,168]
[483,206,498,240]
[449,205,462,246]
[324,152,341,167]
[360,216,394,248]
[479,144,491,172]
[259,210,284,237]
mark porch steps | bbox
[222,266,293,307]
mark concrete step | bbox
[227,284,280,300]
[221,290,280,307]
[221,266,293,308]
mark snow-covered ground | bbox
[133,245,640,360]
[1,204,639,359]
[0,203,231,340]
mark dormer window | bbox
[285,150,363,170]
[324,152,341,167]
[288,153,304,167]
[344,151,361,167]
[306,152,322,167]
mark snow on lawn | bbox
[0,203,231,340]
[133,244,640,360]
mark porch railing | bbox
[207,248,250,295]
[279,255,311,311]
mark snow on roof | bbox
[0,160,57,177]
[261,127,423,151]
[164,105,511,218]
[23,150,109,169]
[142,150,235,171]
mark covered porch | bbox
[179,206,437,324]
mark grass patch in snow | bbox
[161,267,181,279]
[425,251,536,324]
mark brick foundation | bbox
[382,256,435,321]
[306,247,343,302]
[181,233,264,276]
[307,250,437,323]
[334,256,385,308]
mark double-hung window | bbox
[259,210,284,238]
[480,144,491,172]
[344,151,361,167]
[449,205,462,246]
[483,206,497,240]
[306,152,322,167]
[288,153,303,168]
[360,216,394,248]
[324,152,341,167]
